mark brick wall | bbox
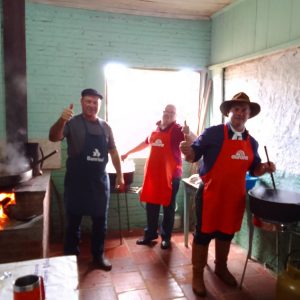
[18,3,211,240]
[25,3,211,138]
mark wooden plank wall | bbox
[210,0,300,66]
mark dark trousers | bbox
[194,183,234,245]
[64,213,107,258]
[144,178,180,241]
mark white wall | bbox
[225,47,300,184]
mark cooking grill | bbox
[249,188,300,223]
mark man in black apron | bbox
[49,88,124,271]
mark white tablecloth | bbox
[0,256,79,299]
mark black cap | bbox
[81,88,103,100]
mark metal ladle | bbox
[264,146,276,191]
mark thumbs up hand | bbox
[61,103,74,121]
[182,120,190,141]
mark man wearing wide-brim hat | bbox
[220,92,261,118]
[180,92,276,297]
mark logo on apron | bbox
[86,148,105,162]
[231,150,249,160]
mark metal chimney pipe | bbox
[2,0,28,144]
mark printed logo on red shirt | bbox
[151,139,164,147]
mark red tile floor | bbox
[49,230,277,299]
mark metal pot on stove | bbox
[106,159,135,189]
[0,142,58,188]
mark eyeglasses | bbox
[163,110,176,115]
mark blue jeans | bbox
[144,178,181,241]
[64,213,107,258]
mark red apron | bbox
[140,124,177,206]
[200,125,254,234]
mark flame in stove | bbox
[0,193,15,219]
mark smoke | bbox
[0,143,30,175]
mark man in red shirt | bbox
[122,104,194,249]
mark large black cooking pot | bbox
[249,188,300,223]
[0,150,58,188]
[106,160,135,189]
[109,172,134,189]
[0,168,33,188]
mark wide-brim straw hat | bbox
[220,92,261,118]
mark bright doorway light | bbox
[105,66,200,157]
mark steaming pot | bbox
[0,143,57,188]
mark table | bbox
[182,178,200,248]
[0,255,79,299]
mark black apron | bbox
[64,119,109,216]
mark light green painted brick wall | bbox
[0,3,211,241]
[25,3,211,139]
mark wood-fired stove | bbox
[0,171,51,263]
